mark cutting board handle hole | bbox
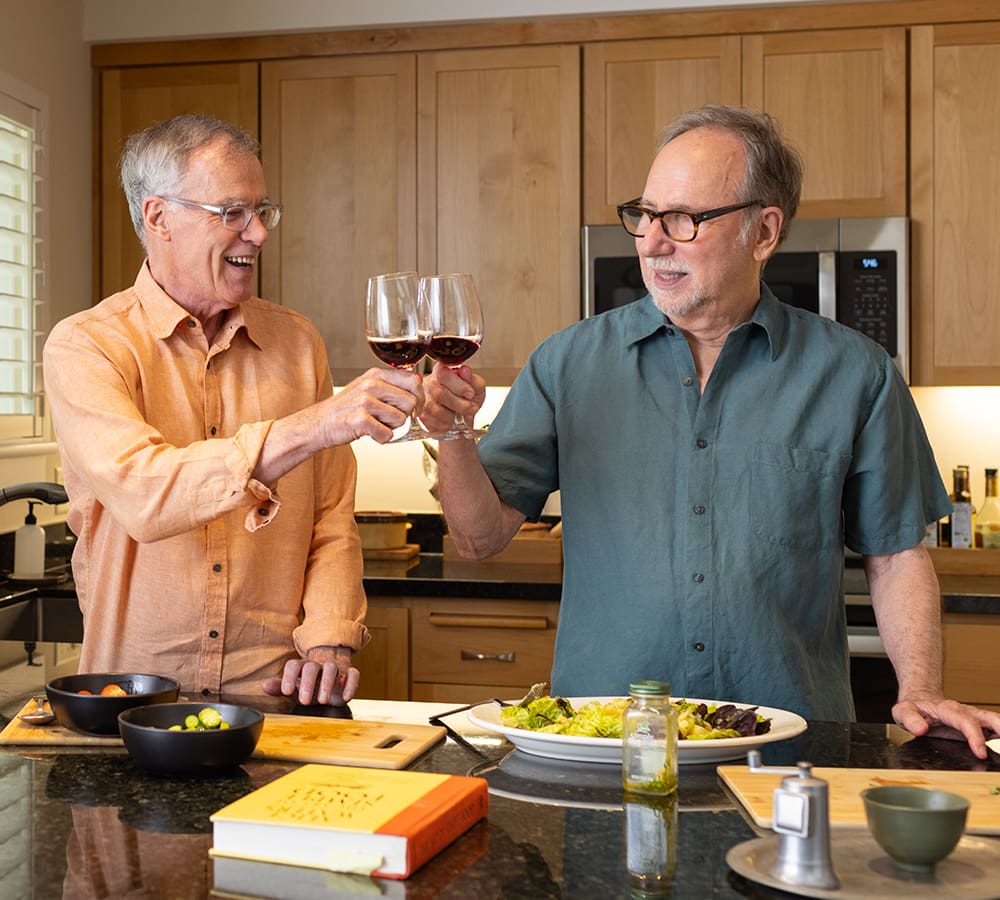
[375,736,404,749]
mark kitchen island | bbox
[1,696,998,899]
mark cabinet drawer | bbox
[410,598,558,688]
[943,615,1000,706]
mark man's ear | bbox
[753,206,784,263]
[142,195,171,243]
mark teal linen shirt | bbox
[478,286,950,720]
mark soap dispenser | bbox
[13,501,46,580]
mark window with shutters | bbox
[0,80,46,441]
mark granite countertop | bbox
[1,695,998,899]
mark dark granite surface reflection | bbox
[3,713,998,899]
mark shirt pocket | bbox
[750,442,851,550]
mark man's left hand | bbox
[261,646,359,706]
[892,695,1000,759]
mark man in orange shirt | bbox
[43,114,418,706]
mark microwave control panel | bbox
[836,250,897,357]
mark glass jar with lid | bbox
[622,680,678,795]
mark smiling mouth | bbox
[225,256,255,268]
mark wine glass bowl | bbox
[365,271,431,443]
[421,273,486,439]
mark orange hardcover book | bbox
[209,764,488,880]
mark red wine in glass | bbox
[425,335,480,367]
[365,271,432,443]
[368,337,429,368]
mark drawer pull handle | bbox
[461,649,516,663]
[429,613,547,630]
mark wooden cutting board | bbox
[719,765,1000,835]
[362,543,420,561]
[0,701,445,770]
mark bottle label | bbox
[951,502,973,548]
[922,521,939,547]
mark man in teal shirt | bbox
[422,105,1000,756]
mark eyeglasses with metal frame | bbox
[616,198,762,242]
[159,196,283,232]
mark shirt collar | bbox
[623,282,784,362]
[135,260,263,349]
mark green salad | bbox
[499,695,771,740]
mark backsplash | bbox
[353,386,1000,513]
[2,387,996,534]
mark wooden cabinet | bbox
[260,55,418,386]
[356,595,559,702]
[942,613,1000,710]
[910,22,1000,385]
[417,46,581,384]
[408,597,559,704]
[351,602,410,701]
[583,37,742,223]
[583,28,906,224]
[97,63,259,300]
[742,28,906,219]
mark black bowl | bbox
[118,702,264,774]
[46,673,180,735]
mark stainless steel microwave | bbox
[582,216,909,382]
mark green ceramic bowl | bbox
[861,785,969,872]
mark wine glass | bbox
[365,271,432,443]
[421,273,487,440]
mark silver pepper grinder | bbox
[746,750,839,891]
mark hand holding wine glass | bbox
[365,271,431,443]
[421,273,487,440]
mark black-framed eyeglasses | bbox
[160,195,283,232]
[616,198,762,242]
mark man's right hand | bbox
[321,367,425,446]
[253,367,423,487]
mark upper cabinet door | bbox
[260,55,417,386]
[742,28,907,218]
[582,37,742,224]
[417,46,580,385]
[98,63,259,301]
[910,23,1000,385]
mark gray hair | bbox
[657,105,803,246]
[119,114,261,249]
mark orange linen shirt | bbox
[43,263,368,695]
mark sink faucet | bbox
[0,482,68,507]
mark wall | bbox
[0,1,91,534]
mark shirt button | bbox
[209,630,219,639]
[213,563,222,573]
[665,327,675,336]
[693,573,704,583]
[693,642,706,652]
[696,438,708,449]
[693,505,705,515]
[682,376,694,386]
[187,319,197,328]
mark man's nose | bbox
[242,210,270,244]
[636,222,672,256]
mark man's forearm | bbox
[437,439,525,558]
[864,544,943,699]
